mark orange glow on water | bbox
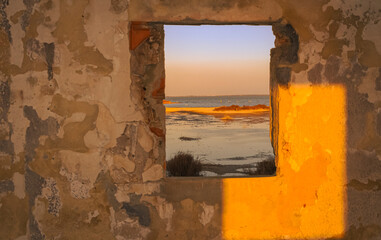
[222,85,347,239]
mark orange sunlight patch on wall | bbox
[222,85,347,239]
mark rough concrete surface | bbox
[0,0,380,239]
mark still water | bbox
[165,95,274,176]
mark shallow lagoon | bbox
[165,107,274,176]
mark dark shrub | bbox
[244,157,276,176]
[254,157,276,175]
[167,152,202,177]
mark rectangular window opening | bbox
[164,25,275,177]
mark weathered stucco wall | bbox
[0,0,381,239]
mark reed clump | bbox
[167,152,202,177]
[244,157,276,175]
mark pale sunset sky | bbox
[164,25,275,97]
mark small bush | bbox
[254,157,276,175]
[244,157,276,176]
[167,152,202,177]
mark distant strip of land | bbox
[166,104,269,117]
[213,104,269,111]
[163,100,178,104]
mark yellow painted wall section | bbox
[222,85,347,239]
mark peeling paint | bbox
[0,179,14,193]
[43,42,54,80]
[0,75,14,158]
[52,0,113,75]
[376,68,381,91]
[46,94,98,152]
[0,0,12,43]
[1,0,381,239]
[12,172,25,198]
[199,202,214,226]
[41,178,61,216]
[20,0,40,31]
[308,63,323,84]
[94,171,119,210]
[0,194,28,239]
[25,167,45,239]
[122,202,151,227]
[321,39,348,59]
[23,105,58,162]
[377,110,381,136]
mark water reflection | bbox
[166,110,274,176]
